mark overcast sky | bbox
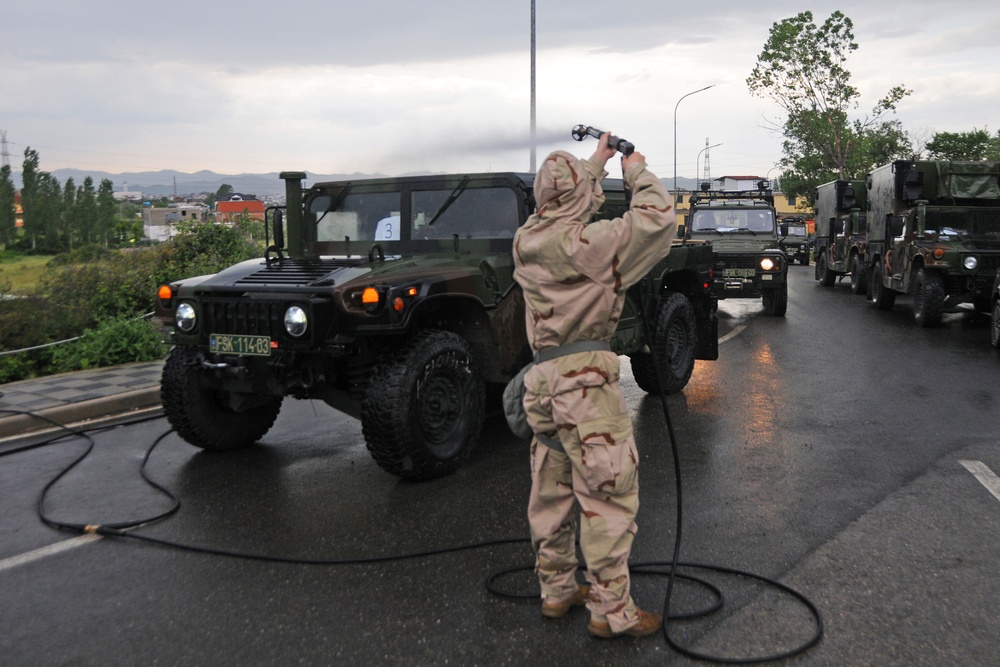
[2,1,998,182]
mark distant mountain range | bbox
[10,168,703,198]
[9,169,390,198]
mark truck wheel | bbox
[991,299,1000,349]
[629,291,697,395]
[818,254,835,287]
[361,330,485,480]
[913,268,945,327]
[161,346,283,451]
[802,252,809,267]
[762,281,788,317]
[850,255,867,295]
[870,262,895,311]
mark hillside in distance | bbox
[12,168,704,198]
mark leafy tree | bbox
[61,177,77,250]
[0,165,15,246]
[76,177,98,245]
[747,11,912,201]
[96,178,117,245]
[35,172,65,253]
[925,128,1000,161]
[20,148,41,249]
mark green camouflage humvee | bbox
[155,171,718,479]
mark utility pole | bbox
[0,130,10,169]
[701,138,711,186]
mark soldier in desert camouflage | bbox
[513,133,676,638]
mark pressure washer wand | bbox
[571,124,635,156]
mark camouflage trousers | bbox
[524,350,640,632]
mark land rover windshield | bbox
[691,208,775,233]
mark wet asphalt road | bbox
[3,265,1000,666]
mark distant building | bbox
[214,194,266,223]
[142,204,207,242]
[114,183,145,202]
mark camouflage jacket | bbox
[513,151,676,354]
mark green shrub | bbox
[48,244,115,267]
[1,220,263,381]
[50,317,167,371]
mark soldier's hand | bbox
[622,150,646,171]
[591,132,618,167]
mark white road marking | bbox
[959,460,1000,503]
[719,325,747,345]
[0,534,102,573]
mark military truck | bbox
[155,171,719,480]
[686,186,788,316]
[865,160,1000,326]
[777,215,812,265]
[814,179,868,294]
[991,268,1000,348]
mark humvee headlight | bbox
[175,302,197,332]
[964,256,978,271]
[760,257,775,271]
[284,306,308,337]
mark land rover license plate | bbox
[209,334,271,356]
[724,268,755,277]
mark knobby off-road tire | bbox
[991,298,1000,349]
[817,254,836,287]
[913,268,945,328]
[361,330,485,480]
[850,254,867,295]
[762,281,788,317]
[161,346,283,451]
[630,291,697,395]
[870,262,896,311]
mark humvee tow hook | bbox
[571,124,635,156]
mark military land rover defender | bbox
[686,186,788,316]
[777,215,812,265]
[156,171,719,479]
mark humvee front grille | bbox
[203,299,281,337]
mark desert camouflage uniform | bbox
[513,150,675,632]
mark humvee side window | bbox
[313,191,401,242]
[413,187,518,239]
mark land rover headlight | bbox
[760,257,776,271]
[284,306,309,337]
[963,256,978,271]
[175,302,197,332]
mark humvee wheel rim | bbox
[417,352,467,448]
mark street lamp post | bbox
[673,85,716,203]
[529,0,536,173]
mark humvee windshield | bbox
[310,185,520,242]
[924,207,1000,239]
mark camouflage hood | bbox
[527,150,605,229]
